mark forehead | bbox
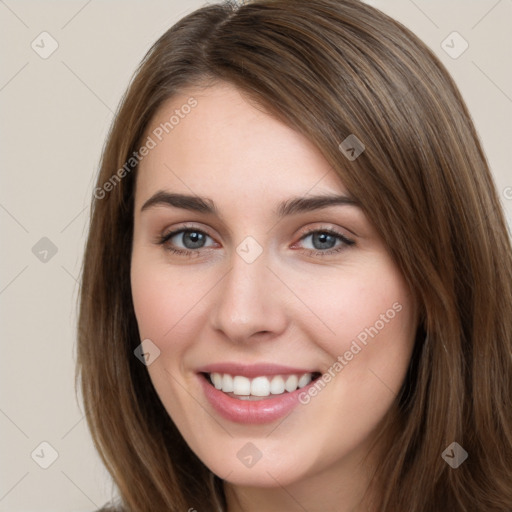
[135,82,348,207]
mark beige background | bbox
[0,1,510,510]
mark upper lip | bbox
[196,362,319,379]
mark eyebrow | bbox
[140,191,360,217]
[141,191,217,214]
[276,194,360,216]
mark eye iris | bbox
[183,231,205,249]
[312,232,336,250]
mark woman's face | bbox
[131,82,417,499]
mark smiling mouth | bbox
[201,372,322,401]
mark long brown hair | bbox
[77,0,512,510]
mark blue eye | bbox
[158,228,215,255]
[157,227,355,258]
[298,229,355,255]
[304,232,338,250]
[172,230,210,249]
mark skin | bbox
[131,82,418,512]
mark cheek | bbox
[130,249,204,345]
[130,253,206,424]
[293,259,415,357]
[293,256,417,412]
[288,263,415,464]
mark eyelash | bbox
[294,227,355,256]
[156,226,355,257]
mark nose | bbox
[209,247,288,344]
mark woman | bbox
[77,0,512,510]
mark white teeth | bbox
[208,372,314,397]
[222,373,234,392]
[233,376,251,395]
[251,376,270,396]
[298,373,312,388]
[211,372,222,390]
[269,375,285,394]
[284,375,298,392]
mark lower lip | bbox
[198,374,315,424]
